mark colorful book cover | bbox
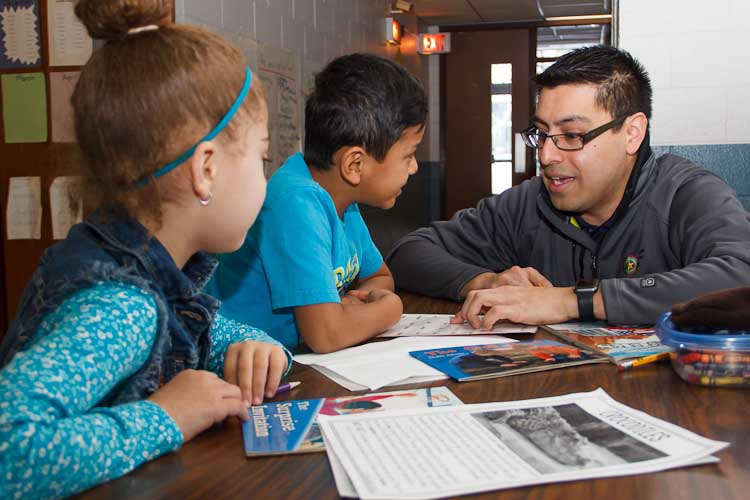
[409,340,608,382]
[542,322,671,362]
[242,387,462,456]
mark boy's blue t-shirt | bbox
[206,152,383,351]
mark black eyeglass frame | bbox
[521,115,629,152]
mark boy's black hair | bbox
[535,45,652,124]
[304,53,427,170]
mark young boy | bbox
[206,53,428,353]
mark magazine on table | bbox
[242,387,462,456]
[410,340,608,381]
[379,314,537,337]
[319,388,728,500]
[542,322,671,362]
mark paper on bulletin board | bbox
[0,0,41,68]
[301,60,322,146]
[1,72,47,142]
[227,33,258,72]
[47,0,92,66]
[258,44,300,177]
[50,70,79,143]
[302,59,321,100]
[49,176,82,239]
[6,176,42,240]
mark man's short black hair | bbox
[304,53,427,170]
[535,45,652,122]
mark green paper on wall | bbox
[2,72,48,143]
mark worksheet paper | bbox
[49,70,79,143]
[47,0,92,66]
[6,176,41,239]
[293,336,517,391]
[379,314,537,337]
[49,176,82,239]
[319,388,727,500]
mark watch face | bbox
[575,279,599,293]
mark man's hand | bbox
[460,266,553,298]
[223,341,288,406]
[452,286,578,328]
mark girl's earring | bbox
[198,192,212,206]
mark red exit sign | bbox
[418,33,451,54]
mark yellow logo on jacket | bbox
[333,254,360,293]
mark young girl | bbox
[0,1,288,498]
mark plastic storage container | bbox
[655,313,750,388]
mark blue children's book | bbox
[410,340,608,382]
[242,387,462,456]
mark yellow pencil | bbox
[617,352,671,371]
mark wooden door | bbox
[443,29,534,218]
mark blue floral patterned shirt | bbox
[0,281,292,499]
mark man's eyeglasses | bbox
[521,115,628,152]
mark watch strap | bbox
[576,289,596,322]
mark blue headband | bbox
[136,67,253,187]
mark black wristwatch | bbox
[575,278,599,322]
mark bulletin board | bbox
[0,1,173,336]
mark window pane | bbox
[536,25,605,59]
[491,63,513,195]
[491,64,512,85]
[492,162,513,195]
[491,94,512,162]
[536,61,555,75]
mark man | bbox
[387,45,750,328]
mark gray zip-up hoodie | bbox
[386,150,750,325]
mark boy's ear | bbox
[336,146,367,186]
[189,141,219,202]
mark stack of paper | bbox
[293,336,517,391]
[379,314,537,337]
[320,388,727,499]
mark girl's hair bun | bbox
[74,0,172,40]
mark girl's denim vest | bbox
[0,212,220,406]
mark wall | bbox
[619,0,750,207]
[175,0,442,252]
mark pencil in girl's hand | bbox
[273,381,301,396]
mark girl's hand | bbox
[223,341,288,406]
[147,369,249,442]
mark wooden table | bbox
[76,292,750,499]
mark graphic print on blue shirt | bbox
[207,152,383,351]
[334,253,360,294]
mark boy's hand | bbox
[365,288,399,303]
[223,341,288,406]
[147,369,249,442]
[341,290,366,304]
[342,289,399,305]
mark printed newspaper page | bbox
[319,388,728,500]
